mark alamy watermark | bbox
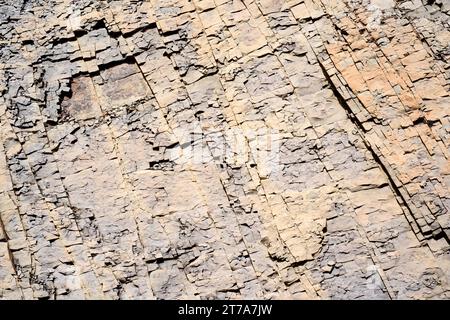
[168,125,282,176]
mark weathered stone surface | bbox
[0,0,449,300]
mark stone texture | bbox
[0,0,449,300]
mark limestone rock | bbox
[0,0,449,300]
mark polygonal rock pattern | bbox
[0,0,449,300]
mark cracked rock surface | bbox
[0,0,449,299]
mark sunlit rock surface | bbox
[0,0,449,299]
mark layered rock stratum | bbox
[0,0,449,299]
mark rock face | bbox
[0,0,449,300]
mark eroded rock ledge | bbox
[0,0,449,299]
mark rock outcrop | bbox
[0,0,449,299]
